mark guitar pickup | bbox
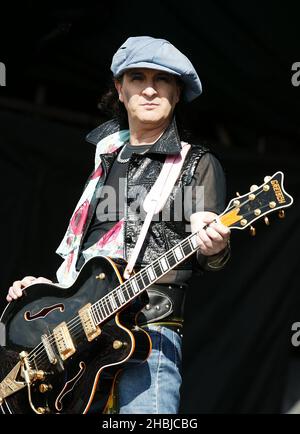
[53,322,76,361]
[79,303,101,342]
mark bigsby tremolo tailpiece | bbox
[0,350,49,414]
[0,353,26,405]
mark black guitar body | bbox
[1,171,293,414]
[0,256,151,414]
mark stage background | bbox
[0,0,299,413]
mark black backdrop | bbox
[0,0,300,414]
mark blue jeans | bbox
[117,324,183,414]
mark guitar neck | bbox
[28,171,293,369]
[90,168,294,325]
[90,225,221,326]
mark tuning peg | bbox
[278,210,285,219]
[249,225,256,236]
[264,216,270,226]
[236,192,240,197]
[264,176,271,183]
[250,185,258,192]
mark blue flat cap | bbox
[111,36,202,102]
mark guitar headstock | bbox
[220,171,294,231]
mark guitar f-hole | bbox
[24,304,65,321]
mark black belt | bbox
[136,283,187,327]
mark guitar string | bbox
[28,196,271,365]
[27,200,264,366]
[27,234,198,365]
[27,229,204,366]
[27,200,254,366]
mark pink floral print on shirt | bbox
[70,199,90,236]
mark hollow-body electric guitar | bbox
[0,172,294,414]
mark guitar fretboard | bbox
[90,232,199,325]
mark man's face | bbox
[115,68,181,129]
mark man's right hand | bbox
[6,276,53,302]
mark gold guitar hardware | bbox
[0,171,294,415]
[37,407,46,414]
[113,340,127,350]
[53,322,76,361]
[36,407,50,414]
[96,273,106,280]
[33,370,46,381]
[39,383,52,393]
[278,210,285,219]
[249,225,256,236]
[79,303,101,342]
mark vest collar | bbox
[85,117,182,155]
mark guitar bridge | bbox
[79,303,101,342]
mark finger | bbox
[210,221,231,237]
[12,281,24,297]
[12,287,23,298]
[21,276,37,287]
[37,277,53,284]
[23,275,36,281]
[195,238,206,252]
[8,286,21,299]
[6,293,12,302]
[205,226,223,243]
[31,277,53,285]
[198,229,214,249]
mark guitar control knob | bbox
[37,407,47,414]
[39,383,52,393]
[249,226,256,236]
[113,340,128,350]
[96,273,106,280]
[30,370,46,381]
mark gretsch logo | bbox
[271,180,286,204]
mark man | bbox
[6,36,230,413]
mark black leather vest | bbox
[85,118,209,271]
